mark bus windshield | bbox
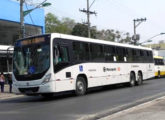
[13,36,50,76]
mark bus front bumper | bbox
[13,81,55,95]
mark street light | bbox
[138,33,165,45]
[138,39,152,45]
[145,33,165,42]
[20,0,51,38]
[23,2,51,17]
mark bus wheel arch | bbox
[75,74,88,96]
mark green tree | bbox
[119,32,132,43]
[45,13,75,34]
[59,17,76,34]
[115,30,121,42]
[45,13,60,33]
[72,23,97,38]
[96,29,116,42]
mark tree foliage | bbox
[119,32,132,43]
[45,13,60,33]
[45,13,132,43]
[71,23,88,37]
[71,23,97,38]
[45,13,75,34]
[96,29,116,42]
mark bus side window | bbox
[60,46,69,62]
[53,45,60,65]
[90,44,104,62]
[127,48,133,62]
[104,45,115,62]
[53,45,69,65]
[149,51,154,63]
[116,47,124,62]
[53,45,70,73]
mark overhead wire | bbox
[89,0,96,9]
[25,1,35,25]
[113,0,165,42]
[24,0,48,36]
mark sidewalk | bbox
[100,96,165,120]
[0,85,23,100]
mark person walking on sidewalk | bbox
[0,72,5,93]
[8,74,12,93]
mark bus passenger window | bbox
[53,45,69,66]
[104,45,115,62]
[60,46,69,62]
[72,42,90,62]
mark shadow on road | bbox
[0,81,150,103]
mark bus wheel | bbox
[137,72,143,85]
[129,72,135,87]
[75,77,87,96]
[158,71,161,78]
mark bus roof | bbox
[0,45,13,51]
[154,56,164,59]
[16,33,152,51]
[51,33,152,51]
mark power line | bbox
[25,2,35,25]
[89,0,96,9]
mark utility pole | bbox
[132,18,147,45]
[19,0,51,39]
[80,0,97,38]
[20,0,25,38]
[87,0,90,38]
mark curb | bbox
[0,93,24,100]
[78,92,165,120]
[100,95,165,120]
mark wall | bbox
[0,0,45,33]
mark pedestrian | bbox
[8,74,12,93]
[0,72,5,93]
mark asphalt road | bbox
[1,78,165,120]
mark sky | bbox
[39,0,165,44]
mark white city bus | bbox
[12,33,154,96]
[154,56,165,77]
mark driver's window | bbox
[60,46,69,62]
[53,45,69,65]
[54,45,60,65]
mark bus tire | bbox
[75,77,87,96]
[136,72,143,85]
[129,72,135,87]
[158,71,161,78]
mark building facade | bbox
[0,0,45,73]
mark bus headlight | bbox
[42,74,51,84]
